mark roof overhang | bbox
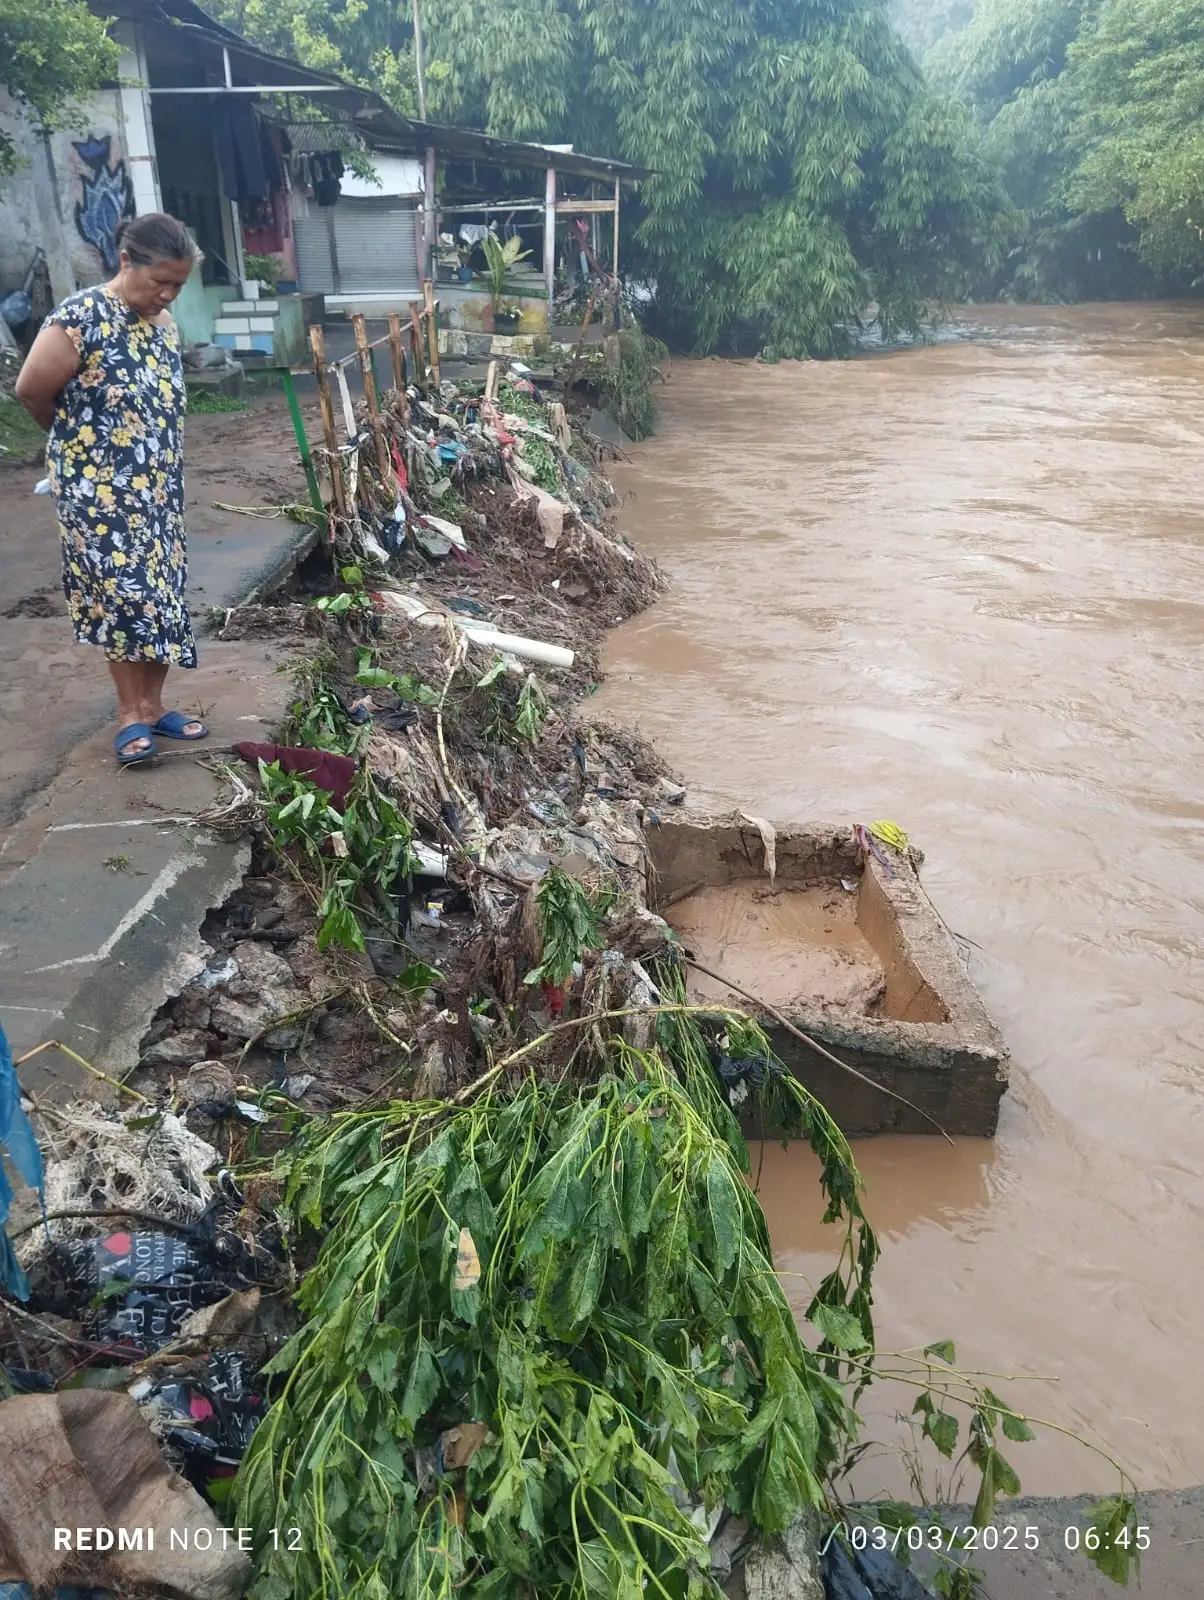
[100,0,647,182]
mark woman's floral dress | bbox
[45,286,195,667]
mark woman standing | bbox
[15,213,210,765]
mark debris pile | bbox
[0,349,973,1600]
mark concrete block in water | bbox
[647,815,1009,1138]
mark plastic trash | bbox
[710,1042,782,1091]
[0,1589,112,1599]
[375,589,575,669]
[822,1539,939,1600]
[823,1539,873,1600]
[55,1230,233,1353]
[43,1197,276,1355]
[854,1546,938,1598]
[131,1349,266,1489]
[0,1020,46,1301]
[33,478,51,496]
[0,289,31,331]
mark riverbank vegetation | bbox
[896,0,1204,300]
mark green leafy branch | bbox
[233,1011,877,1599]
[259,760,417,956]
[525,868,613,990]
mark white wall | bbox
[342,154,423,199]
[0,83,135,301]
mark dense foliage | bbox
[0,0,119,174]
[904,0,1204,298]
[237,1025,881,1598]
[1069,0,1204,284]
[205,0,1011,354]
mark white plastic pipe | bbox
[375,590,575,669]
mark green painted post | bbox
[281,367,323,514]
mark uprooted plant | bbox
[226,937,1143,1600]
[260,760,417,958]
[235,1012,877,1600]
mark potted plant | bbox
[482,233,530,332]
[243,253,283,299]
[455,241,475,283]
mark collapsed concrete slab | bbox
[647,814,1009,1137]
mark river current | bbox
[597,304,1204,1497]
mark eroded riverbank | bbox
[597,304,1204,1496]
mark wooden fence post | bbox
[309,324,345,517]
[352,313,394,486]
[387,313,405,390]
[408,301,427,392]
[423,279,441,389]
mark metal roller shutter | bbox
[294,199,421,296]
[333,198,421,294]
[294,217,335,295]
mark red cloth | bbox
[235,742,357,808]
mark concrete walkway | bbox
[0,399,314,1087]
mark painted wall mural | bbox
[72,135,135,272]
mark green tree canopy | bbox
[890,0,977,60]
[912,0,1204,298]
[0,0,119,174]
[205,0,1012,355]
[1069,0,1204,282]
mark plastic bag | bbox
[854,1546,937,1597]
[0,1588,111,1599]
[823,1539,873,1599]
[58,1230,231,1353]
[132,1349,266,1496]
[0,1020,46,1301]
[822,1538,939,1599]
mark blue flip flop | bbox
[115,724,156,766]
[152,710,210,741]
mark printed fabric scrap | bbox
[0,1022,46,1302]
[45,287,196,666]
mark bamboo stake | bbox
[15,1039,151,1104]
[564,288,596,395]
[352,312,394,486]
[423,278,441,388]
[408,300,427,392]
[309,324,346,517]
[387,313,405,389]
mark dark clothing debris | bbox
[235,742,357,808]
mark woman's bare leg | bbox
[108,661,201,752]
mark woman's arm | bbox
[13,324,82,431]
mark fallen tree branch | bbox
[8,1205,194,1241]
[15,1040,151,1104]
[236,990,348,1068]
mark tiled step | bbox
[214,332,275,352]
[214,315,279,335]
[221,299,279,315]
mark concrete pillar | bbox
[114,23,160,216]
[544,166,556,308]
[423,145,437,282]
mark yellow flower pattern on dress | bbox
[45,287,195,667]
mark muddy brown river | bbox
[598,305,1204,1499]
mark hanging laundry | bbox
[212,95,269,202]
[310,150,345,207]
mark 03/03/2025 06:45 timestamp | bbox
[823,1522,1152,1556]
